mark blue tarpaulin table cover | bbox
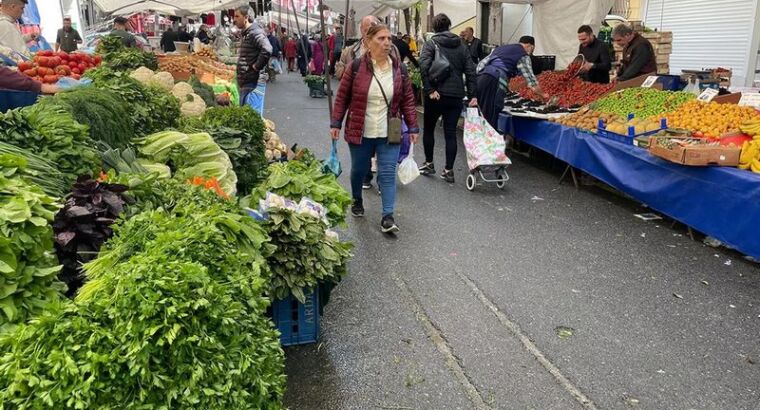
[499,113,760,260]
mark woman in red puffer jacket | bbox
[330,23,419,235]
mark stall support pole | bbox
[343,0,350,38]
[318,0,333,116]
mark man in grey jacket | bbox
[233,6,272,105]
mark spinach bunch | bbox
[263,207,352,303]
[0,155,65,331]
[0,189,286,409]
[1,107,100,186]
[246,160,351,226]
[200,106,265,141]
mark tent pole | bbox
[318,0,333,116]
[343,0,349,38]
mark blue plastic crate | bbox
[0,90,39,113]
[596,116,667,145]
[271,286,321,346]
[656,75,683,91]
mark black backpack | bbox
[427,40,451,84]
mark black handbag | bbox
[428,40,451,85]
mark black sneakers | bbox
[418,162,435,175]
[351,199,364,217]
[440,168,455,183]
[380,214,399,234]
[362,172,373,190]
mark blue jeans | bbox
[349,138,400,217]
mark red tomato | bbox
[38,50,53,57]
[78,63,87,72]
[37,56,49,67]
[68,61,78,69]
[71,67,81,75]
[43,74,58,84]
[71,74,81,80]
[35,67,47,76]
[23,68,37,77]
[93,55,102,65]
[17,61,32,71]
[52,57,62,67]
[60,54,69,62]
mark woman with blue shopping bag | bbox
[330,23,419,234]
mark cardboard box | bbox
[649,137,741,166]
[655,43,672,54]
[712,92,741,104]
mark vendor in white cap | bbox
[0,0,36,56]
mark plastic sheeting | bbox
[93,0,248,16]
[531,0,614,68]
[21,0,41,25]
[499,114,760,261]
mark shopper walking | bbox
[310,36,325,75]
[160,27,178,52]
[476,36,547,131]
[233,6,272,105]
[461,27,486,65]
[330,23,419,234]
[284,37,297,72]
[297,33,311,76]
[418,13,477,184]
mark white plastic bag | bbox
[397,143,420,185]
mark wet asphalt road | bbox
[263,72,760,410]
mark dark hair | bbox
[63,16,71,21]
[577,25,593,35]
[431,13,451,33]
[114,17,128,25]
[612,24,634,37]
[519,35,535,46]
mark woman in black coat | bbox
[418,13,477,184]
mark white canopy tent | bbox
[495,0,615,67]
[93,0,248,16]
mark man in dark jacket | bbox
[233,6,272,104]
[462,27,485,64]
[577,25,611,83]
[55,17,82,53]
[612,24,656,81]
[296,33,311,76]
[392,34,418,67]
[111,17,136,48]
[418,13,478,183]
[476,36,547,130]
[160,27,178,52]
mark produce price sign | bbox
[697,88,719,102]
[641,76,659,88]
[738,93,760,109]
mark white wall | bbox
[643,0,760,87]
[501,3,533,45]
[39,1,64,46]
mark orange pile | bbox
[659,100,759,138]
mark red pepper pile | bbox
[17,50,102,84]
[509,69,615,108]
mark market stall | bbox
[497,72,760,260]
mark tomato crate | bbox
[270,286,321,346]
[597,116,667,145]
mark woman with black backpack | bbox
[418,13,477,183]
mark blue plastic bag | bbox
[56,77,93,90]
[397,120,411,163]
[322,139,342,177]
[243,80,266,115]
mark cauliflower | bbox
[263,118,276,131]
[150,71,175,91]
[130,67,154,84]
[180,93,207,117]
[171,82,194,99]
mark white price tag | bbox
[738,93,760,108]
[641,76,659,88]
[697,88,719,102]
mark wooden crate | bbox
[656,54,670,64]
[655,43,672,54]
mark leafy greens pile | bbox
[0,155,65,331]
[247,160,351,226]
[0,188,285,409]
